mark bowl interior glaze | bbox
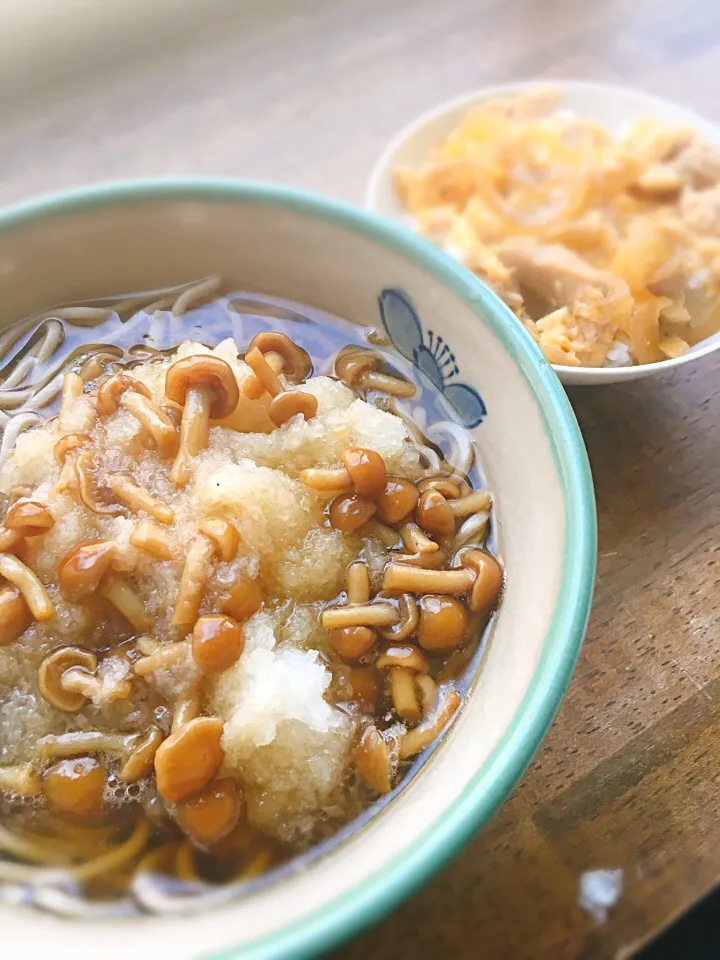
[0,181,595,960]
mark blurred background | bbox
[1,0,716,206]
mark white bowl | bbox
[366,79,720,386]
[0,180,595,959]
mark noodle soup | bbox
[0,281,503,916]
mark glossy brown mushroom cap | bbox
[165,355,240,419]
[96,374,151,417]
[246,331,312,381]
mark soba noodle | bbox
[0,279,500,917]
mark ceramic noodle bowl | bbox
[0,181,595,960]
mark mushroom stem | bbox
[50,457,79,499]
[61,666,132,705]
[417,477,462,500]
[120,392,178,458]
[134,641,190,677]
[0,530,22,552]
[172,682,203,732]
[107,475,175,524]
[100,575,151,631]
[355,725,393,795]
[0,553,54,621]
[452,512,490,552]
[448,490,492,518]
[356,371,417,398]
[170,386,212,488]
[60,668,100,699]
[415,674,438,715]
[130,520,178,560]
[382,562,474,596]
[359,519,401,548]
[400,523,439,555]
[399,689,462,759]
[391,550,448,569]
[36,731,137,760]
[172,535,214,627]
[171,276,222,315]
[118,726,164,783]
[0,764,42,798]
[243,348,284,399]
[321,602,400,630]
[346,561,370,604]
[380,593,419,641]
[299,467,353,492]
[391,666,422,723]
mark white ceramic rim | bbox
[0,179,597,959]
[365,77,720,382]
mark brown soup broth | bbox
[0,283,498,917]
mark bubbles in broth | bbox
[0,279,502,916]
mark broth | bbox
[0,280,501,916]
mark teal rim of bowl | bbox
[0,179,597,960]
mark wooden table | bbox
[1,0,719,955]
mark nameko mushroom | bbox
[242,331,312,399]
[0,310,506,898]
[0,553,54,621]
[172,518,240,627]
[97,373,178,457]
[57,539,150,631]
[0,585,32,646]
[0,499,55,552]
[334,345,417,398]
[51,433,91,497]
[38,647,134,713]
[165,355,240,487]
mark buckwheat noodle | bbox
[0,274,486,917]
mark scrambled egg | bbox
[395,88,720,367]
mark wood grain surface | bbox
[1,0,718,956]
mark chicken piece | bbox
[499,240,635,367]
[672,138,720,190]
[623,118,695,166]
[648,255,689,301]
[681,184,720,235]
[499,238,628,308]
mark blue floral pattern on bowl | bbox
[378,287,487,429]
